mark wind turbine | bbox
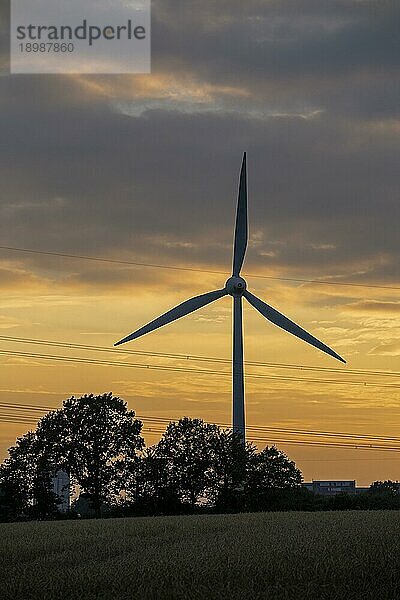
[115,153,345,443]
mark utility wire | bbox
[2,404,400,446]
[0,245,398,291]
[1,348,399,388]
[295,458,400,462]
[2,416,400,453]
[139,415,400,443]
[0,404,55,413]
[139,427,400,452]
[1,414,399,460]
[226,437,400,452]
[131,426,400,452]
[1,335,400,380]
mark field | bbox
[1,510,400,599]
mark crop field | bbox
[1,510,400,599]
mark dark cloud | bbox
[0,0,399,290]
[0,102,399,283]
[152,0,400,119]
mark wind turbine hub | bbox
[225,276,247,297]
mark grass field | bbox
[1,510,400,599]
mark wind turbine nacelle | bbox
[225,276,247,297]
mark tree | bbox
[151,417,221,510]
[1,393,144,519]
[0,431,38,516]
[133,448,183,515]
[1,398,307,519]
[245,446,302,511]
[210,428,255,510]
[366,480,400,509]
[0,431,60,519]
[248,445,302,489]
[139,421,303,514]
[369,480,400,495]
[37,392,145,517]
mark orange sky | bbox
[1,3,400,487]
[1,263,399,486]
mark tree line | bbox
[0,392,399,521]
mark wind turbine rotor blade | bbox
[244,290,346,363]
[115,288,227,346]
[232,152,248,276]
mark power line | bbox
[1,399,400,445]
[142,424,400,452]
[0,245,398,291]
[2,416,400,453]
[132,424,400,452]
[0,403,55,413]
[132,426,400,452]
[0,415,39,422]
[139,415,400,443]
[1,334,400,380]
[242,437,400,452]
[1,413,399,460]
[2,404,400,448]
[296,457,400,462]
[1,348,399,388]
[2,409,400,455]
[3,407,400,443]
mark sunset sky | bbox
[0,1,399,485]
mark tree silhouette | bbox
[150,417,220,510]
[144,418,265,512]
[38,393,145,517]
[0,431,60,519]
[367,480,400,508]
[245,445,302,511]
[133,446,183,514]
[369,480,400,495]
[247,445,302,490]
[210,428,255,510]
[0,431,37,517]
[1,398,306,520]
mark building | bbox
[51,470,70,512]
[303,480,357,496]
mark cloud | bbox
[0,0,399,295]
[343,301,400,315]
[369,342,400,357]
[0,315,30,330]
[151,0,400,119]
[0,265,46,291]
[0,103,399,287]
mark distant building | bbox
[51,470,70,512]
[303,480,357,496]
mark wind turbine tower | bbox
[115,154,345,443]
